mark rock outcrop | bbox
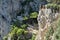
[36,7,59,40]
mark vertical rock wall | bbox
[0,0,40,39]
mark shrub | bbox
[23,16,28,20]
[21,24,28,29]
[53,20,60,40]
[46,3,60,9]
[3,36,8,40]
[16,29,24,36]
[30,12,38,18]
[3,25,30,40]
[31,35,36,40]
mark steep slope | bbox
[0,0,41,39]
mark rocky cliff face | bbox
[0,15,11,40]
[0,0,40,22]
[36,7,59,40]
[0,0,40,39]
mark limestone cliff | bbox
[36,7,59,40]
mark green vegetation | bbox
[31,35,36,40]
[23,16,28,20]
[45,19,60,40]
[53,20,60,40]
[46,3,60,9]
[45,26,54,40]
[30,12,38,18]
[21,24,28,29]
[47,0,60,3]
[3,25,32,40]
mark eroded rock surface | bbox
[36,8,59,40]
